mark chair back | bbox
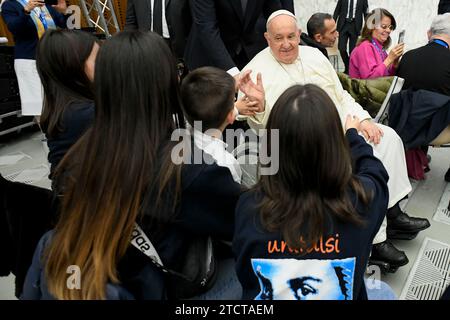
[374,76,405,124]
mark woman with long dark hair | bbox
[22,31,241,300]
[36,29,98,178]
[233,84,390,300]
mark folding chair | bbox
[232,141,259,188]
[374,76,405,124]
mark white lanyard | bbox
[130,224,164,266]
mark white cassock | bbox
[239,46,412,244]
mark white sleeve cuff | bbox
[227,67,240,77]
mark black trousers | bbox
[338,20,359,74]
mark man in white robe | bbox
[238,10,430,272]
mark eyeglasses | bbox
[377,24,395,31]
[272,34,299,44]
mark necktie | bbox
[241,0,248,14]
[153,0,163,36]
[349,0,354,19]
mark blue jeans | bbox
[365,279,397,300]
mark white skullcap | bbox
[266,9,297,30]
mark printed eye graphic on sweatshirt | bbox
[251,258,356,300]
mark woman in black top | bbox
[36,29,98,180]
[233,84,389,300]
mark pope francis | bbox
[237,10,430,272]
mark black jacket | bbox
[333,0,368,34]
[388,89,450,149]
[1,0,67,59]
[46,101,94,177]
[233,129,389,300]
[396,41,450,97]
[184,0,281,71]
[300,32,328,58]
[438,0,450,14]
[22,150,242,299]
[0,174,58,298]
[124,0,191,59]
[280,0,294,13]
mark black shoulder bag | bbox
[130,224,218,299]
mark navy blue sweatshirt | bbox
[232,129,389,300]
[46,101,95,177]
[1,0,67,59]
[22,149,242,299]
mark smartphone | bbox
[45,0,58,5]
[398,30,406,44]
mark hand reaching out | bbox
[235,96,259,116]
[360,119,384,145]
[238,70,265,113]
[345,115,361,132]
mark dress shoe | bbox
[387,229,418,240]
[445,167,450,182]
[387,211,430,235]
[371,240,409,268]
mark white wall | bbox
[294,0,441,51]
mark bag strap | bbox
[131,224,164,265]
[131,224,191,280]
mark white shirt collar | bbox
[192,128,242,184]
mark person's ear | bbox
[313,33,322,43]
[227,108,236,125]
[264,32,270,45]
[427,30,432,41]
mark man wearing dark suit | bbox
[439,0,450,14]
[184,0,282,77]
[396,13,450,182]
[333,0,368,74]
[124,0,191,60]
[280,0,294,14]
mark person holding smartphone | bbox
[349,8,405,79]
[0,0,67,117]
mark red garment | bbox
[405,148,429,180]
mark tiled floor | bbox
[0,128,449,300]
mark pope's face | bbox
[265,16,300,64]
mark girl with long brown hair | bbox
[22,31,240,300]
[233,84,389,300]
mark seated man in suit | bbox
[396,13,450,182]
[125,0,191,62]
[300,13,339,59]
